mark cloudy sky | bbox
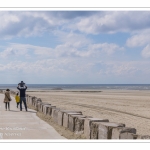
[0,11,150,84]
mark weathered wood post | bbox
[84,118,109,139]
[90,122,125,139]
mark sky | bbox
[0,11,150,84]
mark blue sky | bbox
[0,11,150,84]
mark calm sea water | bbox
[0,84,150,91]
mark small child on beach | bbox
[15,93,20,108]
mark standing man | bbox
[17,81,28,111]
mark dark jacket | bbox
[17,86,27,97]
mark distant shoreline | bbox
[1,83,150,91]
[27,90,102,92]
[1,84,150,91]
[1,88,150,92]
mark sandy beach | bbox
[27,89,150,136]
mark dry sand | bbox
[27,90,150,136]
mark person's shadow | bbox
[9,110,36,113]
[9,110,20,112]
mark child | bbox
[15,93,20,108]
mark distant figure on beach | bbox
[17,81,28,111]
[15,93,20,108]
[3,89,11,111]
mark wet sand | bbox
[27,89,150,136]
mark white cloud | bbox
[1,11,150,39]
[68,11,150,34]
[126,30,150,47]
[0,12,20,29]
[97,61,150,78]
[1,52,150,83]
[0,31,124,60]
[0,59,149,79]
[141,44,150,58]
[0,43,53,59]
[0,45,29,58]
[109,63,140,76]
[0,11,68,39]
[89,43,124,55]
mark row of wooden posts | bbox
[0,90,150,139]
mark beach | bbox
[27,89,150,136]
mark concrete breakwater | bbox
[1,89,150,139]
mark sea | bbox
[0,84,150,91]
